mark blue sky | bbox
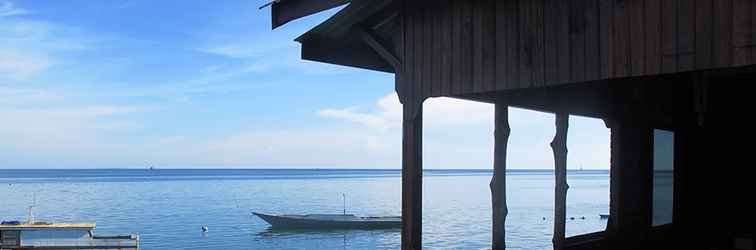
[0,0,609,169]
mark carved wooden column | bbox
[551,113,569,250]
[490,104,510,249]
[401,102,423,250]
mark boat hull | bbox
[253,212,401,229]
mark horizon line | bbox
[0,167,610,171]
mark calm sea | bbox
[0,169,609,249]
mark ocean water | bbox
[0,169,609,249]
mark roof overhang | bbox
[267,0,350,29]
[266,0,399,73]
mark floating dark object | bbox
[253,212,401,229]
[202,226,208,232]
[600,214,610,219]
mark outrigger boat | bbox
[254,194,401,229]
[253,212,401,229]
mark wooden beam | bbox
[490,104,510,249]
[361,29,402,70]
[551,113,569,250]
[401,102,422,250]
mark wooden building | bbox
[266,0,755,249]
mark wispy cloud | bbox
[0,10,107,80]
[318,92,496,130]
[199,41,296,59]
[0,86,155,166]
[319,92,573,131]
[0,0,28,17]
[203,127,399,167]
[0,49,53,79]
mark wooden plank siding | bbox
[543,0,559,84]
[570,0,586,83]
[396,0,754,101]
[713,0,733,68]
[733,0,753,66]
[677,0,696,71]
[660,0,678,74]
[644,0,661,75]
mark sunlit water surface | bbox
[0,169,608,249]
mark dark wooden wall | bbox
[398,0,756,103]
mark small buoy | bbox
[202,226,208,232]
[580,216,586,220]
[542,217,546,220]
[570,217,575,220]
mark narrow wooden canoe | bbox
[253,212,401,229]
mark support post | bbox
[490,104,510,250]
[604,118,652,250]
[401,102,423,250]
[551,113,569,250]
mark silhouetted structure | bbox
[266,0,755,249]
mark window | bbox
[565,115,610,237]
[652,129,674,226]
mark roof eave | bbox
[270,0,351,29]
[294,0,398,73]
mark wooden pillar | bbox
[551,113,569,250]
[604,118,652,250]
[401,102,423,250]
[490,104,510,250]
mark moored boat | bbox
[1,206,138,249]
[0,223,139,249]
[253,212,401,229]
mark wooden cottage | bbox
[266,0,755,249]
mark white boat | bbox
[253,212,401,229]
[1,205,138,249]
[0,223,139,249]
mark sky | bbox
[0,0,610,169]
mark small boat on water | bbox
[600,214,610,219]
[253,212,401,229]
[1,203,139,249]
[0,222,139,249]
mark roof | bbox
[268,0,351,29]
[269,0,399,73]
[0,223,96,230]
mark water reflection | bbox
[255,226,400,237]
[254,227,401,249]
